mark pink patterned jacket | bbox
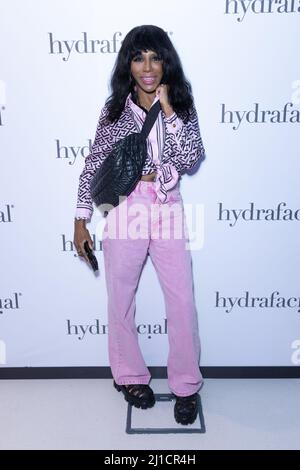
[75,92,205,220]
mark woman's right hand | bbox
[73,219,94,264]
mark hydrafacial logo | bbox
[0,204,14,223]
[0,293,22,315]
[216,291,300,314]
[291,340,300,365]
[48,31,123,61]
[224,0,300,22]
[221,102,300,130]
[218,202,300,227]
[61,233,103,255]
[67,318,168,340]
[0,80,6,126]
[0,340,6,365]
[56,139,92,165]
[48,30,173,62]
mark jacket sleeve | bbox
[162,104,205,174]
[75,105,114,220]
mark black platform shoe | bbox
[174,393,199,425]
[113,380,155,409]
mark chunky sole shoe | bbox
[174,393,199,425]
[113,380,155,409]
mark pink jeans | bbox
[101,180,203,396]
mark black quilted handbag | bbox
[90,100,161,210]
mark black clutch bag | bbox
[83,241,98,272]
[90,100,161,210]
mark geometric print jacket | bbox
[75,92,205,220]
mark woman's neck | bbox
[135,89,156,111]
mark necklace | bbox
[134,91,150,112]
[137,98,149,113]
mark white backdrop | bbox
[0,0,300,369]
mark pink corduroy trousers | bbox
[101,180,203,397]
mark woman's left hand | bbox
[156,84,174,117]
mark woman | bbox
[74,25,205,425]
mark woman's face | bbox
[130,49,163,94]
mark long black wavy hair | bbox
[105,25,194,124]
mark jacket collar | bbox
[125,91,160,116]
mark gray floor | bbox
[0,378,299,450]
